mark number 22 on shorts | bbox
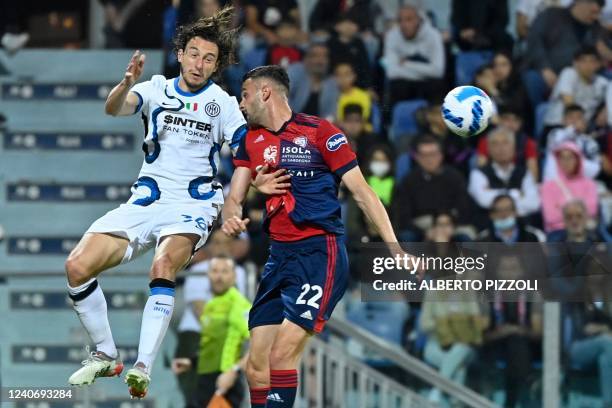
[296,284,322,309]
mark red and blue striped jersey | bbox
[233,112,357,241]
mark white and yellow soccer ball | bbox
[441,86,494,137]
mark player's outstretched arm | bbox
[341,166,398,243]
[105,50,146,116]
[222,167,251,236]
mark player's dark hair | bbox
[243,65,290,95]
[564,103,585,116]
[173,5,238,73]
[573,45,600,60]
[491,194,516,213]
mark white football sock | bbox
[136,285,175,372]
[68,278,118,359]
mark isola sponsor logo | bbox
[326,133,347,151]
[163,114,212,132]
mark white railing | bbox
[299,336,435,408]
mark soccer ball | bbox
[441,86,493,137]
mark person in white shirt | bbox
[383,3,445,106]
[544,104,601,180]
[65,7,251,399]
[469,126,540,217]
[544,46,608,127]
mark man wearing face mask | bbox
[478,195,540,243]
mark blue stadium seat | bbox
[534,102,550,142]
[390,99,427,142]
[455,51,493,86]
[347,302,409,345]
[370,103,382,135]
[395,151,411,181]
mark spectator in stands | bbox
[326,14,371,89]
[334,61,372,126]
[420,221,488,403]
[491,52,531,120]
[468,126,540,220]
[99,0,165,48]
[341,104,380,164]
[523,0,605,106]
[543,105,601,180]
[548,199,604,241]
[544,46,607,128]
[476,106,540,180]
[515,0,572,41]
[364,145,395,207]
[541,142,599,232]
[266,19,302,69]
[172,256,250,408]
[287,43,337,119]
[345,145,395,242]
[473,64,500,112]
[243,0,302,46]
[483,261,543,407]
[392,135,471,241]
[383,4,445,106]
[416,104,474,175]
[451,0,513,52]
[565,299,612,408]
[309,0,374,35]
[478,194,541,242]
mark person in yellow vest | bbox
[172,256,251,407]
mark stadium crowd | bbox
[4,0,612,407]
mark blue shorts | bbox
[248,234,349,333]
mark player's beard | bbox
[180,65,208,91]
[245,98,265,126]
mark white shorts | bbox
[86,201,220,264]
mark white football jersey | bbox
[129,75,246,206]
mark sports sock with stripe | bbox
[136,278,175,372]
[250,386,270,408]
[266,369,298,407]
[68,278,118,358]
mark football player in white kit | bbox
[65,7,248,398]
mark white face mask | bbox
[369,160,390,177]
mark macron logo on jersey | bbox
[326,133,348,151]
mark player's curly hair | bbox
[173,6,239,73]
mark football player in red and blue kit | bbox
[221,65,408,408]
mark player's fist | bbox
[124,50,146,86]
[253,165,292,195]
[221,216,250,237]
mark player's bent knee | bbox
[246,357,269,386]
[150,254,180,280]
[65,255,94,286]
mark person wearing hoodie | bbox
[541,141,599,232]
[383,3,445,106]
